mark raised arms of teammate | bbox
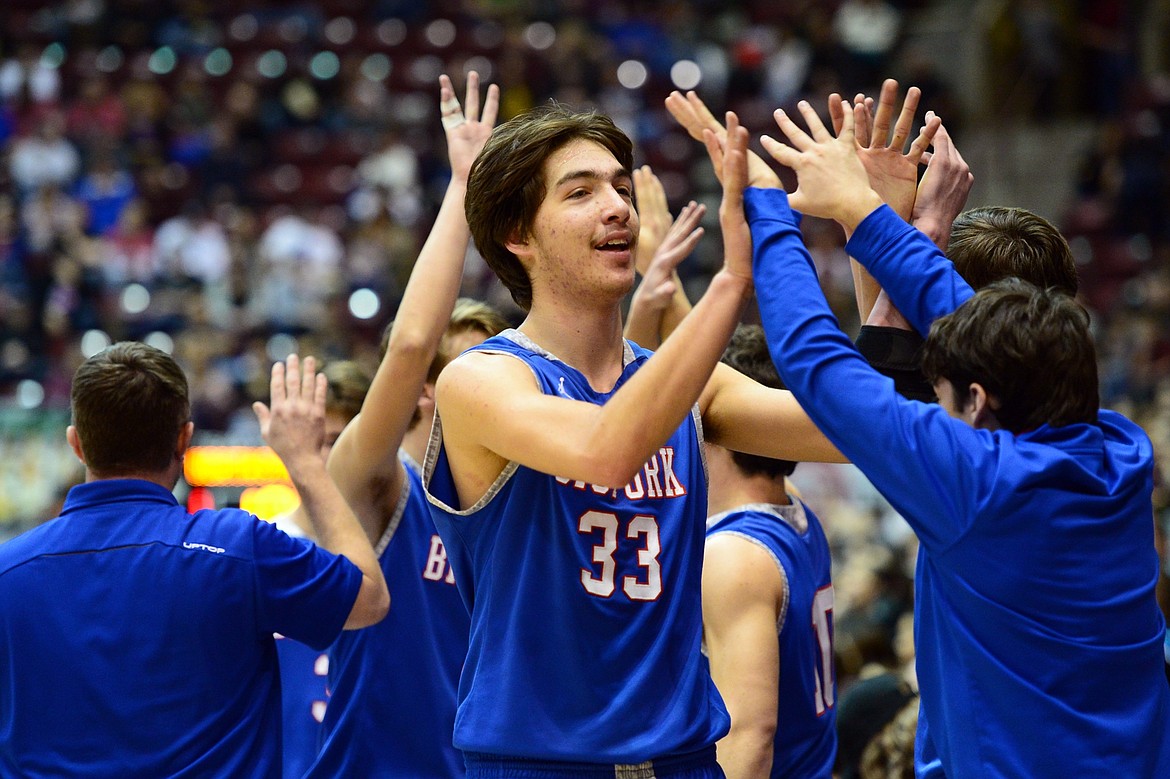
[664,91,845,464]
[325,72,498,543]
[254,355,390,629]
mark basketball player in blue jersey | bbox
[271,360,370,779]
[423,105,848,775]
[739,100,1170,777]
[0,346,388,777]
[303,72,507,779]
[703,325,836,779]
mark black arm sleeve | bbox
[854,325,936,403]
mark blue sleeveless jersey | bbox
[306,453,469,778]
[706,502,837,778]
[424,331,730,763]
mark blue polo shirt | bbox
[0,479,362,778]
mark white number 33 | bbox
[578,510,662,600]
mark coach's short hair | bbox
[70,342,190,477]
[464,103,634,310]
[720,325,797,479]
[948,207,1079,295]
[921,279,1098,433]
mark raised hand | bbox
[828,79,939,220]
[912,113,973,249]
[439,71,500,182]
[710,112,753,284]
[761,100,880,228]
[634,199,706,307]
[666,90,782,190]
[633,165,673,276]
[253,354,329,468]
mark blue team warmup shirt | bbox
[424,331,730,764]
[306,452,468,778]
[747,189,1170,779]
[706,501,837,778]
[0,479,362,778]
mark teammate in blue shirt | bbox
[0,345,388,778]
[703,325,836,779]
[304,72,506,779]
[424,107,843,776]
[740,99,1170,778]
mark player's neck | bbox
[519,298,626,392]
[708,475,791,517]
[401,419,430,466]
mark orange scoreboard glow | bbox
[184,446,290,487]
[183,446,301,520]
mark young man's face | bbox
[518,138,640,304]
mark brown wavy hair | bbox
[464,103,634,310]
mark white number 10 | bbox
[812,584,835,715]
[578,510,662,601]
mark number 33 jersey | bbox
[424,330,730,764]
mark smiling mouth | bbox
[596,239,630,251]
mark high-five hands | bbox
[666,90,783,191]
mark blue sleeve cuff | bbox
[744,187,801,227]
[844,204,907,258]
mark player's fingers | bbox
[760,134,799,169]
[300,356,317,401]
[701,127,725,178]
[252,401,269,427]
[906,113,940,166]
[314,373,328,411]
[463,70,481,122]
[870,78,899,147]
[664,92,699,138]
[796,100,833,143]
[853,101,871,147]
[828,92,844,135]
[772,108,814,151]
[722,123,749,202]
[836,100,856,145]
[270,360,286,404]
[688,91,726,136]
[480,83,500,127]
[891,86,921,152]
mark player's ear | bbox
[66,426,86,465]
[504,227,530,258]
[967,383,1001,431]
[175,421,195,460]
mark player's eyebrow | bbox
[553,167,632,189]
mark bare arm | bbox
[255,355,390,629]
[700,362,845,463]
[704,534,783,779]
[326,72,498,543]
[438,118,755,498]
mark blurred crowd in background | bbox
[1,0,1168,692]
